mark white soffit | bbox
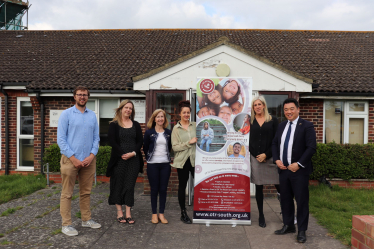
[133,45,312,92]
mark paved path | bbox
[0,183,348,248]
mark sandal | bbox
[126,217,135,224]
[117,210,126,223]
[117,216,126,223]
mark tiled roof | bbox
[0,29,373,93]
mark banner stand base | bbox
[192,219,251,226]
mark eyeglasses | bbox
[76,94,88,98]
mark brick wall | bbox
[32,97,75,170]
[369,100,374,143]
[299,99,324,143]
[351,215,374,249]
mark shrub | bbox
[43,144,112,174]
[310,142,374,180]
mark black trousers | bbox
[147,162,171,214]
[279,169,310,231]
[177,158,194,210]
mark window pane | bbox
[100,118,111,146]
[156,93,184,130]
[325,101,344,143]
[349,118,364,144]
[99,99,118,118]
[262,94,288,123]
[86,100,96,112]
[349,103,365,112]
[20,101,33,135]
[19,139,34,166]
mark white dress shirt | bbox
[279,116,304,168]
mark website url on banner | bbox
[194,212,249,219]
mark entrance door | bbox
[151,91,186,130]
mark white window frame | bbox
[17,97,34,171]
[344,101,368,144]
[87,99,99,123]
[323,100,368,144]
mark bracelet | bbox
[133,151,136,156]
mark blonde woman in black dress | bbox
[249,96,280,228]
[106,100,144,224]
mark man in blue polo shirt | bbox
[57,86,100,236]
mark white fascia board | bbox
[301,95,374,99]
[133,45,312,92]
[28,93,145,97]
[3,86,26,90]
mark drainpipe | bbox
[36,93,44,175]
[0,86,9,175]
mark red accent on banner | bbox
[193,173,250,219]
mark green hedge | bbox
[43,142,374,180]
[310,142,374,180]
[43,144,111,175]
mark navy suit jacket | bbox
[272,117,316,175]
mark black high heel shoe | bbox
[180,209,192,224]
[259,215,266,228]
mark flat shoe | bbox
[159,217,168,224]
[274,225,296,235]
[151,216,159,224]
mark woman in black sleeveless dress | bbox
[106,100,143,224]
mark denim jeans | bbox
[200,138,212,152]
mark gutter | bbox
[35,93,44,175]
[26,89,145,95]
[0,86,9,175]
[301,92,374,97]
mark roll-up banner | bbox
[193,78,252,225]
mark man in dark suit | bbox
[272,98,316,243]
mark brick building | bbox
[1,29,373,195]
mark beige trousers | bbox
[60,155,96,226]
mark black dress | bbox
[109,126,140,207]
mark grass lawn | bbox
[309,184,374,246]
[0,174,47,204]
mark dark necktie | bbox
[282,122,292,166]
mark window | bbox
[17,98,34,170]
[324,100,368,144]
[99,99,118,146]
[261,94,290,123]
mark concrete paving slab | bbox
[0,182,349,249]
[200,233,250,249]
[147,232,200,249]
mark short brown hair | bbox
[147,109,169,129]
[73,86,90,97]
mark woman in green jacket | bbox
[171,100,197,224]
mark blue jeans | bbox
[200,138,212,152]
[147,163,171,214]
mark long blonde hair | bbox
[147,109,169,129]
[250,96,272,124]
[111,99,135,126]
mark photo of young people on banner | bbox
[196,78,250,124]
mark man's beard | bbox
[77,102,86,108]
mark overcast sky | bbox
[27,0,373,31]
